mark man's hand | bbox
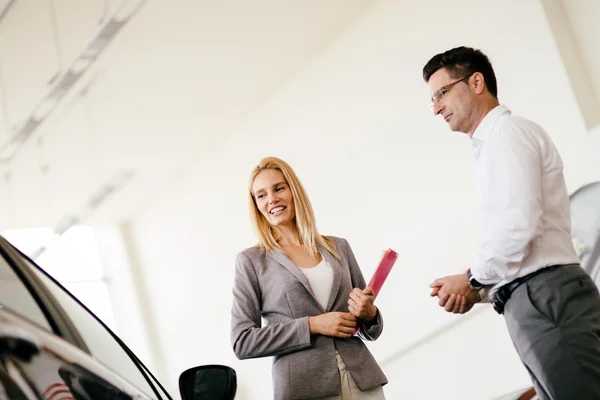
[348,287,377,322]
[439,291,480,314]
[429,273,479,314]
[308,312,357,338]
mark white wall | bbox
[93,224,163,378]
[126,1,600,398]
[380,307,532,399]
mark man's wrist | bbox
[477,286,491,303]
[467,268,484,290]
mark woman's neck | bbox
[277,223,301,247]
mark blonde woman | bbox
[231,157,387,400]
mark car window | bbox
[5,334,143,400]
[0,253,52,332]
[22,258,160,399]
[0,305,154,400]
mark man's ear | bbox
[471,72,486,95]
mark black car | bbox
[0,235,237,400]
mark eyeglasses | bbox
[429,75,470,110]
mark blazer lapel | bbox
[269,250,318,300]
[319,244,343,311]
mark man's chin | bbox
[447,123,467,134]
[447,123,460,132]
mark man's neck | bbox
[468,99,500,138]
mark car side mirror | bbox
[179,365,237,400]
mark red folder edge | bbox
[368,248,398,300]
[354,248,398,336]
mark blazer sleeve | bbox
[343,239,384,341]
[231,252,312,360]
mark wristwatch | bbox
[467,268,483,290]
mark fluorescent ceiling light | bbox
[0,0,148,165]
[112,0,146,22]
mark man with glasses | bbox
[424,46,600,400]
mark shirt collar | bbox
[472,104,511,143]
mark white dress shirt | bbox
[298,257,334,309]
[470,105,579,298]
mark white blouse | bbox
[298,257,333,309]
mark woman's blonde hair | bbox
[248,156,339,259]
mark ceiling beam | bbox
[540,0,600,133]
[0,0,147,164]
[0,0,18,25]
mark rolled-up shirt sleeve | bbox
[470,123,544,284]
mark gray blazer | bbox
[231,236,388,400]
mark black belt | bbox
[492,265,562,314]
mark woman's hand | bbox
[348,287,377,322]
[308,312,357,338]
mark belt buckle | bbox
[493,297,505,314]
[493,286,510,315]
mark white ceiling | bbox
[0,0,597,231]
[550,0,600,131]
[0,0,375,229]
[563,0,600,96]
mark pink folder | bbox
[368,248,398,300]
[354,248,398,336]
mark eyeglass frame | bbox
[429,75,471,110]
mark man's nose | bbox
[433,101,444,116]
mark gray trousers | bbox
[504,264,600,400]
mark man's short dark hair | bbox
[422,46,498,98]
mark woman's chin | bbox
[270,216,294,227]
